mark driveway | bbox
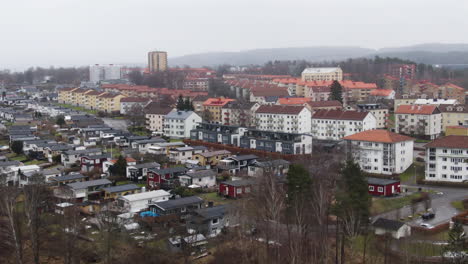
[101,118,129,132]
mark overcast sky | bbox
[1,0,467,70]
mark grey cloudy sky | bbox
[1,0,467,70]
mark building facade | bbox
[89,64,122,83]
[395,105,442,139]
[163,111,202,139]
[254,105,312,134]
[301,67,343,82]
[148,51,168,72]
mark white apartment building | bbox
[254,105,312,134]
[344,130,414,175]
[163,111,202,139]
[357,104,389,129]
[311,110,377,141]
[424,136,468,182]
[395,105,442,139]
[89,64,122,83]
[301,67,343,82]
[144,104,174,133]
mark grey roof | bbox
[102,184,140,193]
[174,146,194,152]
[67,179,111,190]
[47,144,73,151]
[254,159,290,168]
[153,196,204,211]
[83,153,110,159]
[133,162,160,169]
[231,155,258,161]
[0,160,22,167]
[150,167,188,175]
[134,138,166,144]
[186,169,216,179]
[165,110,196,120]
[199,150,231,158]
[51,173,86,182]
[372,218,405,231]
[64,148,102,155]
[195,205,226,219]
[221,179,254,187]
[191,146,207,151]
[367,177,400,186]
[42,167,63,175]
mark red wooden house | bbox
[367,177,400,197]
[147,167,188,189]
[219,179,254,198]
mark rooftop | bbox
[343,130,414,143]
[372,218,405,231]
[424,135,468,149]
[165,110,197,120]
[203,98,235,107]
[312,109,370,120]
[102,184,140,193]
[302,67,341,74]
[256,105,306,115]
[67,179,111,190]
[367,177,400,186]
[153,196,203,210]
[120,190,170,202]
[395,105,439,115]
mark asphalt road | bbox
[101,118,129,132]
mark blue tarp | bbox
[140,211,158,217]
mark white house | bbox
[7,165,41,185]
[343,130,414,175]
[395,105,442,139]
[131,138,167,154]
[372,218,411,239]
[65,179,112,201]
[163,111,202,139]
[168,146,207,164]
[178,169,217,188]
[116,190,171,213]
[254,105,312,134]
[311,110,377,141]
[424,135,468,182]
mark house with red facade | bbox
[367,177,400,197]
[80,154,111,173]
[147,167,188,189]
[219,179,254,198]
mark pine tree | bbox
[109,155,127,179]
[176,94,185,111]
[184,97,192,111]
[443,222,467,261]
[330,80,343,103]
[286,164,311,203]
[11,141,23,155]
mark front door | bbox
[391,185,395,194]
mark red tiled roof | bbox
[203,98,235,106]
[144,102,174,115]
[424,135,468,149]
[110,157,137,164]
[307,100,343,108]
[395,105,438,115]
[256,105,305,115]
[443,83,464,90]
[58,87,78,92]
[98,93,122,98]
[312,109,369,120]
[370,89,394,97]
[343,129,414,143]
[278,97,311,105]
[86,91,105,96]
[120,97,151,103]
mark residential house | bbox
[149,196,204,218]
[192,150,231,166]
[168,146,207,164]
[116,190,170,213]
[247,159,290,177]
[102,157,137,176]
[61,148,103,167]
[147,142,186,155]
[131,137,167,154]
[395,105,442,139]
[147,167,188,189]
[438,104,468,132]
[217,155,258,174]
[372,218,411,239]
[144,103,173,132]
[80,154,110,173]
[163,111,202,139]
[219,179,253,198]
[221,101,259,126]
[369,89,395,100]
[96,93,125,113]
[187,205,228,237]
[356,103,389,129]
[178,169,217,188]
[102,184,140,199]
[367,177,401,197]
[301,67,343,81]
[50,173,86,186]
[254,105,312,134]
[126,162,161,182]
[343,130,414,175]
[120,97,151,115]
[424,135,468,182]
[202,98,236,123]
[311,110,377,141]
[65,179,112,201]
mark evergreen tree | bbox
[184,97,192,111]
[330,80,343,103]
[11,141,23,155]
[108,155,127,179]
[443,222,467,262]
[56,115,66,127]
[176,94,185,111]
[286,164,311,203]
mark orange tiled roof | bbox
[278,97,311,105]
[395,105,438,115]
[343,129,414,143]
[370,89,394,96]
[424,135,468,149]
[203,98,235,106]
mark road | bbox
[101,118,129,132]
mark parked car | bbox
[422,212,435,220]
[420,223,434,229]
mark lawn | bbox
[56,103,98,115]
[371,192,423,215]
[10,154,27,161]
[24,159,47,165]
[399,163,425,183]
[116,180,146,188]
[169,138,183,142]
[404,242,444,257]
[451,201,465,211]
[198,192,229,205]
[415,139,431,143]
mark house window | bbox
[369,186,374,191]
[212,218,219,224]
[236,188,242,194]
[377,187,383,192]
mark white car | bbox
[420,223,434,229]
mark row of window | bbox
[368,186,384,192]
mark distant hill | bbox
[168,43,468,67]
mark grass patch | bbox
[388,114,395,122]
[198,192,229,205]
[405,242,444,257]
[371,192,423,215]
[169,138,183,142]
[24,159,47,165]
[399,163,425,183]
[113,116,126,120]
[415,139,431,143]
[451,201,465,210]
[10,154,27,161]
[56,103,98,115]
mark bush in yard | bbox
[11,141,23,155]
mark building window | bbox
[377,187,383,192]
[369,186,374,191]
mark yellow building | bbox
[58,87,79,104]
[148,51,168,72]
[83,90,106,110]
[202,98,235,123]
[96,93,125,113]
[301,67,343,82]
[193,150,231,166]
[439,104,468,131]
[445,126,468,136]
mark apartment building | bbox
[395,105,442,139]
[83,90,106,110]
[96,93,125,113]
[58,87,79,103]
[424,135,468,182]
[120,97,151,115]
[145,103,174,132]
[301,67,343,82]
[202,98,235,123]
[356,103,389,129]
[437,104,468,131]
[344,130,414,175]
[255,105,312,134]
[163,111,202,139]
[311,110,377,141]
[221,101,259,127]
[148,51,168,72]
[190,123,313,154]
